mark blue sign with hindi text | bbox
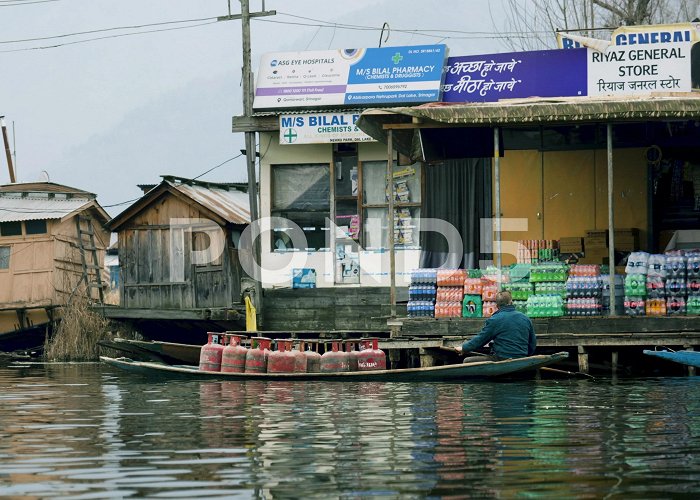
[442,48,588,103]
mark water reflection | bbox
[1,363,700,498]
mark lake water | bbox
[1,362,699,499]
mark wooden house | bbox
[0,182,111,350]
[105,176,250,327]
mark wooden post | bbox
[1,116,15,183]
[607,123,617,316]
[611,351,618,374]
[419,348,436,368]
[494,127,502,270]
[389,349,401,370]
[577,345,589,374]
[387,129,396,318]
[684,345,695,376]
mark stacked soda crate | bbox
[565,264,603,316]
[462,277,483,318]
[435,269,466,318]
[622,251,700,316]
[407,269,437,318]
[527,263,567,317]
[517,240,559,264]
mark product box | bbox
[292,268,316,288]
[462,295,483,318]
[615,234,639,252]
[559,237,583,253]
[584,236,608,250]
[582,248,610,265]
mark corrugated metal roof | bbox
[0,195,95,223]
[0,182,96,197]
[356,93,700,160]
[170,181,250,224]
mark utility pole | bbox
[1,116,16,183]
[219,1,275,325]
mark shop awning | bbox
[356,93,700,160]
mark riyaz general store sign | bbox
[443,22,699,103]
[279,113,376,145]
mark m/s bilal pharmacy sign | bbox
[279,113,375,145]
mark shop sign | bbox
[254,45,446,110]
[279,112,375,145]
[558,22,700,49]
[442,49,588,102]
[588,42,693,96]
[443,23,698,103]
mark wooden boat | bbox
[100,351,569,381]
[98,338,201,365]
[643,349,700,369]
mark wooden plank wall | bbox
[118,194,243,310]
[262,287,408,331]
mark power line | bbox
[0,20,219,53]
[0,0,60,7]
[0,15,217,45]
[271,12,555,38]
[192,154,244,180]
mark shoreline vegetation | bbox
[44,293,134,362]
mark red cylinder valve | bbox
[199,332,225,372]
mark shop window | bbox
[362,161,422,249]
[271,164,330,251]
[25,220,47,235]
[0,246,9,269]
[0,221,22,237]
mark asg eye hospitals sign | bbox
[253,45,446,110]
[278,113,376,145]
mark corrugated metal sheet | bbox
[0,195,94,223]
[0,182,95,197]
[171,182,250,224]
[356,94,700,160]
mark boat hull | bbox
[99,338,201,365]
[643,349,700,369]
[100,352,569,382]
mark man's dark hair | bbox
[495,290,513,308]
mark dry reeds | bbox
[44,297,114,361]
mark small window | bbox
[25,220,47,235]
[0,246,9,269]
[0,221,22,237]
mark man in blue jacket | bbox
[456,290,536,362]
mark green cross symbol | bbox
[392,52,403,64]
[283,128,298,143]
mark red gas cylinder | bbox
[345,340,360,371]
[292,341,308,373]
[268,339,298,373]
[304,341,322,373]
[320,340,350,373]
[244,337,272,373]
[199,332,225,372]
[357,338,386,371]
[221,333,248,373]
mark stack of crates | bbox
[435,269,466,318]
